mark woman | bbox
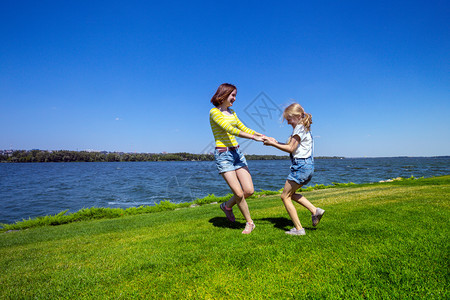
[209,83,264,234]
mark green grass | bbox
[0,176,448,299]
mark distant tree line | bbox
[0,150,212,163]
[0,150,343,163]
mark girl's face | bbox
[223,89,237,107]
[286,115,302,128]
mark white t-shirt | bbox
[291,124,313,158]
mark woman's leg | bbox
[221,168,253,224]
[225,166,254,208]
[280,180,303,230]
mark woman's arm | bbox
[210,109,241,136]
[238,131,264,141]
[210,109,265,141]
[234,112,266,140]
[264,135,300,154]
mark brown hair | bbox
[283,103,312,131]
[210,83,237,107]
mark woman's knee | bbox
[243,188,254,198]
[234,191,245,200]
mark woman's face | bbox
[223,89,237,107]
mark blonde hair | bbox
[283,103,312,131]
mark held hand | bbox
[253,134,264,142]
[263,136,277,146]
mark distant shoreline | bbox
[0,149,346,163]
[1,149,449,163]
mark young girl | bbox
[263,103,325,235]
[209,83,265,234]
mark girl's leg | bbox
[225,166,254,208]
[292,193,317,215]
[280,180,303,230]
[221,169,253,224]
[292,188,325,227]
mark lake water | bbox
[1,157,449,224]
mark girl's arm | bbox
[264,135,300,154]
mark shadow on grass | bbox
[209,217,246,229]
[260,217,317,232]
[209,216,317,232]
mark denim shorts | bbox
[214,147,248,174]
[287,156,314,185]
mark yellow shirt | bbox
[209,107,255,147]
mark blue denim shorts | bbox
[214,147,248,174]
[287,156,314,185]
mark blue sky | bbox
[1,0,449,157]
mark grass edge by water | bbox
[0,175,427,232]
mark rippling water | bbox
[1,157,449,224]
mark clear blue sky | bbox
[1,0,449,157]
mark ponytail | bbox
[302,112,312,131]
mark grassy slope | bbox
[0,176,448,299]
